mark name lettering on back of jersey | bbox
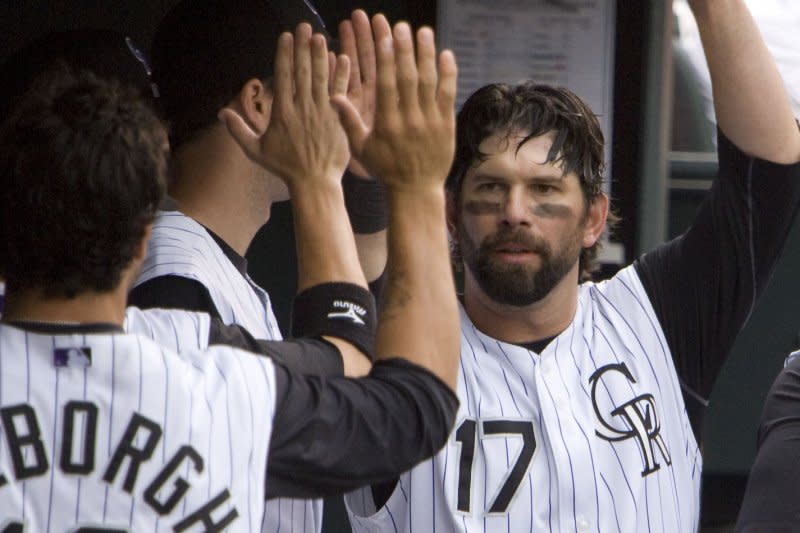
[327,300,366,325]
[0,403,238,530]
[589,363,672,476]
[53,347,92,368]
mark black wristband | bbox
[342,170,387,234]
[291,282,377,360]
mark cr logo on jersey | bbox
[589,363,671,476]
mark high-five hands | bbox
[337,9,377,179]
[219,14,458,194]
[331,15,458,193]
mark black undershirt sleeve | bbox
[208,319,344,376]
[634,131,800,437]
[735,357,800,532]
[128,275,222,319]
[130,275,345,376]
[265,358,459,499]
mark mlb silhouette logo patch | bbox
[53,347,92,368]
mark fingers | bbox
[332,54,350,98]
[352,10,376,90]
[327,51,336,94]
[310,33,330,104]
[273,32,294,115]
[339,19,361,93]
[393,22,420,115]
[331,94,369,154]
[371,14,398,116]
[294,23,313,100]
[218,108,259,160]
[416,27,437,111]
[436,49,458,118]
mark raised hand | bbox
[219,23,351,192]
[331,15,458,192]
[689,0,800,163]
[338,9,377,178]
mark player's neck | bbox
[2,287,127,327]
[462,268,579,345]
[168,127,275,257]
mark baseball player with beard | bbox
[0,14,461,532]
[346,1,800,531]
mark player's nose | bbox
[501,188,532,227]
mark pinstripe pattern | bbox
[0,324,276,532]
[135,211,282,341]
[346,265,701,532]
[123,307,211,351]
[133,210,321,533]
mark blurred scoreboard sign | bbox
[437,0,617,163]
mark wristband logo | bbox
[327,300,367,325]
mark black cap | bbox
[0,29,156,123]
[151,0,327,147]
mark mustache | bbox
[481,229,551,255]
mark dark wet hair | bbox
[447,82,618,280]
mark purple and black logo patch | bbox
[53,347,92,368]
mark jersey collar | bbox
[2,320,124,334]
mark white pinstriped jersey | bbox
[133,210,321,532]
[0,323,276,532]
[123,307,210,352]
[0,308,209,351]
[134,210,282,341]
[346,265,701,533]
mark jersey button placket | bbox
[537,352,573,532]
[540,357,567,410]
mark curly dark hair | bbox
[0,67,167,298]
[447,82,619,281]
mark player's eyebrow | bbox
[468,173,567,184]
[525,174,567,183]
[467,173,507,182]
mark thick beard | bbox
[460,226,582,307]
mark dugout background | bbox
[4,1,800,531]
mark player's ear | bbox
[232,78,273,135]
[582,193,608,248]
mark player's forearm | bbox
[343,170,389,283]
[354,230,388,283]
[690,0,800,163]
[375,186,460,390]
[290,180,368,292]
[290,180,374,373]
